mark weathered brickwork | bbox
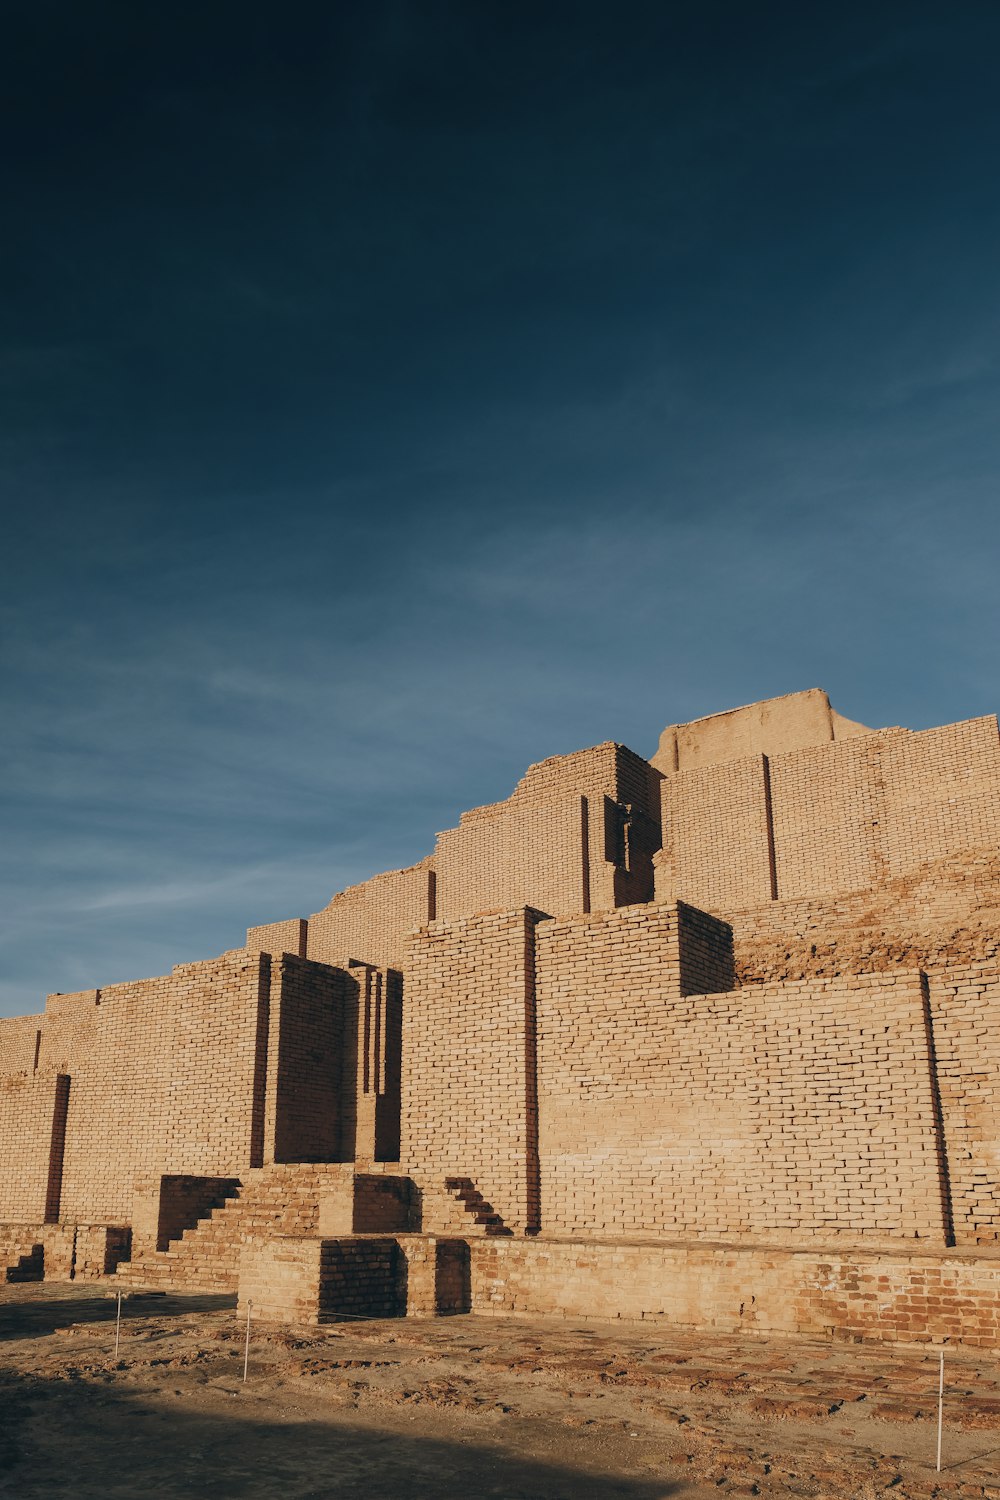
[55,952,268,1224]
[729,848,1000,984]
[536,920,947,1243]
[660,713,1000,911]
[469,1240,1000,1348]
[433,742,661,922]
[925,963,1000,1245]
[0,1072,67,1222]
[246,917,306,957]
[0,1014,41,1077]
[263,954,351,1165]
[400,907,542,1234]
[3,689,1000,1346]
[664,755,776,909]
[307,862,434,970]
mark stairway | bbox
[2,1239,44,1283]
[115,1164,355,1293]
[421,1177,513,1237]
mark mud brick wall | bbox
[925,963,1000,1245]
[433,743,660,922]
[728,849,1000,984]
[434,797,589,922]
[264,955,348,1165]
[0,992,101,1082]
[0,1072,65,1222]
[880,717,1000,875]
[664,756,775,909]
[401,907,542,1233]
[238,1236,404,1322]
[536,945,948,1242]
[0,1014,41,1077]
[663,717,1000,911]
[246,918,306,957]
[358,967,403,1162]
[768,736,885,899]
[469,1240,1000,1347]
[38,990,102,1075]
[57,951,271,1223]
[306,862,434,970]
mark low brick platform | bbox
[469,1239,1000,1347]
[238,1233,472,1322]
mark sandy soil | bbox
[1,1283,998,1499]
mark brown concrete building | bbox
[2,690,999,1344]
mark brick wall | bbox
[306,862,433,970]
[925,963,1000,1245]
[0,1072,65,1222]
[535,923,948,1242]
[264,954,350,1164]
[239,1235,405,1322]
[433,743,661,922]
[664,756,775,909]
[0,994,101,1084]
[246,918,306,957]
[400,907,542,1233]
[769,736,885,899]
[881,717,1000,877]
[341,965,402,1163]
[57,951,270,1223]
[0,1014,41,1076]
[729,848,1000,984]
[469,1239,1000,1347]
[663,717,1000,911]
[434,797,589,922]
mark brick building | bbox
[2,689,999,1343]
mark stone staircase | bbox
[421,1177,514,1237]
[1,1230,44,1283]
[113,1165,510,1294]
[115,1164,355,1293]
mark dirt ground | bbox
[1,1283,998,1499]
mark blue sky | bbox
[3,3,1000,1015]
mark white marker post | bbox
[243,1299,252,1384]
[115,1290,123,1360]
[936,1347,944,1473]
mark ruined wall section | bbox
[661,717,1000,912]
[768,737,885,898]
[730,849,1000,984]
[433,743,661,923]
[306,862,434,970]
[246,918,306,958]
[400,908,542,1234]
[662,756,775,910]
[0,990,101,1082]
[37,990,101,1074]
[0,1014,41,1077]
[58,951,270,1224]
[535,908,948,1244]
[881,718,1000,876]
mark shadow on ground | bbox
[0,1289,236,1342]
[0,1363,680,1500]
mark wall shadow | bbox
[0,1290,236,1343]
[0,1363,681,1500]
